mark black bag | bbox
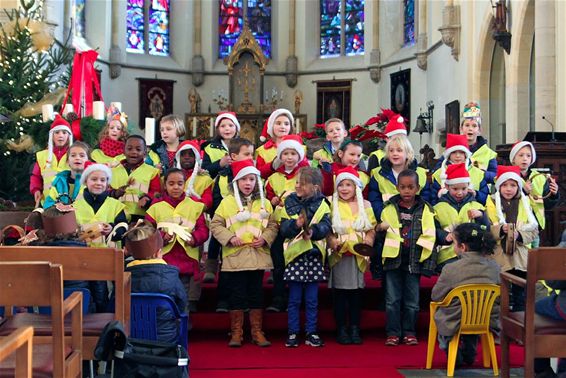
[95,320,189,378]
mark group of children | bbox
[26,101,560,355]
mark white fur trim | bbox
[260,135,267,142]
[47,126,73,167]
[233,166,261,182]
[215,113,240,132]
[80,163,112,186]
[335,172,363,189]
[385,129,407,138]
[277,140,305,161]
[510,141,536,166]
[267,109,294,138]
[445,177,471,186]
[175,144,201,169]
[443,145,472,160]
[184,162,201,199]
[495,172,523,192]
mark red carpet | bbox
[188,331,524,378]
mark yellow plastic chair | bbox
[426,283,500,377]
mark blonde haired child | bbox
[367,110,407,171]
[30,114,73,206]
[147,114,186,174]
[327,167,376,344]
[368,134,430,218]
[202,111,240,179]
[210,159,278,347]
[91,105,128,167]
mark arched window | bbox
[403,0,415,46]
[127,0,170,56]
[320,0,364,58]
[219,0,271,59]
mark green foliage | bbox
[80,117,105,148]
[0,0,73,201]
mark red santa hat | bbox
[231,159,269,221]
[444,163,470,186]
[260,108,294,142]
[443,134,472,160]
[80,161,112,186]
[47,114,73,167]
[494,165,523,192]
[383,113,407,138]
[214,111,240,133]
[332,167,373,234]
[176,140,203,199]
[494,165,538,228]
[509,141,536,166]
[276,135,305,162]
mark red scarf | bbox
[99,137,125,158]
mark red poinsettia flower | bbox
[348,125,366,139]
[314,123,326,129]
[364,116,380,126]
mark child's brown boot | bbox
[249,309,271,347]
[228,310,244,347]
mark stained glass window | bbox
[320,0,364,58]
[403,0,415,46]
[127,0,170,56]
[74,0,86,39]
[127,0,145,54]
[218,0,271,59]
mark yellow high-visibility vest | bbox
[524,170,548,229]
[147,198,205,261]
[381,202,436,263]
[91,149,125,168]
[74,196,125,248]
[204,143,227,163]
[434,201,485,264]
[432,165,485,193]
[36,149,69,202]
[111,163,159,219]
[371,166,428,203]
[471,144,497,172]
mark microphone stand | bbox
[542,116,556,142]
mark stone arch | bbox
[475,9,496,139]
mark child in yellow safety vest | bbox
[327,167,377,345]
[265,134,310,313]
[146,114,186,175]
[433,163,490,270]
[486,165,539,312]
[377,169,437,347]
[210,159,278,348]
[175,140,214,210]
[311,118,348,169]
[146,168,209,314]
[280,167,332,348]
[256,108,307,179]
[431,133,489,205]
[367,109,407,172]
[30,114,73,206]
[91,104,128,168]
[509,141,560,246]
[109,135,161,222]
[202,111,240,179]
[320,140,370,196]
[44,141,90,209]
[73,161,128,248]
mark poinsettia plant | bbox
[299,131,317,141]
[348,108,394,149]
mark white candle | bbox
[63,103,74,116]
[111,102,122,112]
[93,101,105,120]
[42,104,54,122]
[296,118,301,134]
[192,117,198,138]
[210,117,215,137]
[145,117,156,146]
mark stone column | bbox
[369,0,380,83]
[534,0,556,131]
[109,0,122,79]
[192,0,205,86]
[555,0,566,131]
[415,0,427,70]
[286,0,298,87]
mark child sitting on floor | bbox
[124,222,187,344]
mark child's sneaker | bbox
[285,333,299,348]
[305,333,324,347]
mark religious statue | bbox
[188,87,201,114]
[294,89,303,115]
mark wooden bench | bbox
[0,246,131,360]
[0,327,34,378]
[0,262,82,377]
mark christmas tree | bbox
[0,0,72,203]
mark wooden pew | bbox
[0,327,34,378]
[0,262,82,377]
[0,246,131,360]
